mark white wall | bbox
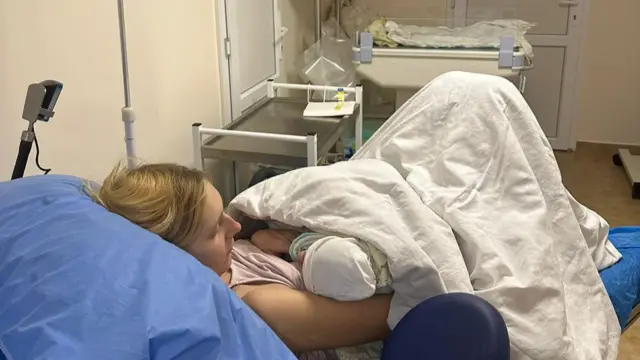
[576,0,640,145]
[0,0,222,181]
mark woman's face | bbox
[187,182,241,275]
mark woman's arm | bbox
[242,283,391,353]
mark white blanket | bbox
[366,19,535,59]
[228,72,621,360]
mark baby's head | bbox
[89,163,241,275]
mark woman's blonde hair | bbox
[88,163,208,248]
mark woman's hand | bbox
[250,229,300,256]
[243,284,391,353]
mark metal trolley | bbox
[192,81,363,195]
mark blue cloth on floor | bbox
[0,175,295,360]
[600,226,640,329]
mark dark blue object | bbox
[381,293,510,360]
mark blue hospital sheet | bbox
[0,175,295,360]
[600,227,640,329]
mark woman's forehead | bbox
[204,182,223,219]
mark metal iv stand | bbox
[314,0,343,42]
[314,0,322,42]
[117,0,137,169]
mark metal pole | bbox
[355,85,363,149]
[307,133,318,167]
[200,128,308,143]
[191,123,204,170]
[335,0,341,38]
[271,82,358,93]
[117,0,131,108]
[117,0,137,168]
[314,0,322,42]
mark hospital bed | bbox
[1,175,639,360]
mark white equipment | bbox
[11,80,63,180]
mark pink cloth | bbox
[230,240,338,360]
[230,239,303,289]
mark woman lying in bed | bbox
[89,162,390,359]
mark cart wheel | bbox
[613,153,623,167]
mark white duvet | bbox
[228,72,621,360]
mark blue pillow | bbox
[0,175,295,360]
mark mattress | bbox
[600,226,640,329]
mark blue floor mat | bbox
[600,226,640,329]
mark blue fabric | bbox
[381,293,509,360]
[600,226,640,329]
[0,175,295,360]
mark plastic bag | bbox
[295,18,356,101]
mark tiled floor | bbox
[555,142,640,359]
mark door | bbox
[213,0,282,203]
[216,0,282,124]
[453,0,585,150]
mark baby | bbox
[289,232,392,301]
[250,228,392,301]
[249,228,392,360]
